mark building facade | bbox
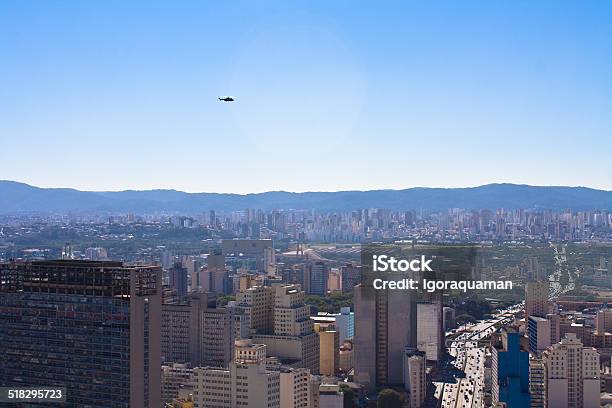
[0,260,161,407]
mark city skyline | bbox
[1,1,612,193]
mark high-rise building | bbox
[528,316,552,353]
[221,239,273,273]
[264,247,276,275]
[0,260,162,407]
[529,356,545,408]
[161,292,234,367]
[525,281,550,320]
[596,308,612,334]
[318,383,343,408]
[252,285,320,373]
[339,341,354,373]
[190,339,281,408]
[161,363,193,405]
[169,261,188,300]
[547,313,561,344]
[443,306,456,331]
[491,329,531,407]
[207,250,225,271]
[340,263,362,293]
[308,261,329,296]
[354,284,416,390]
[318,329,339,376]
[202,302,236,367]
[543,333,600,408]
[327,268,341,292]
[416,301,444,362]
[162,302,194,364]
[403,348,426,408]
[334,306,355,343]
[235,285,275,335]
[201,268,228,294]
[279,367,311,408]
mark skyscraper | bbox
[279,367,311,408]
[189,339,281,408]
[252,284,320,373]
[169,261,188,300]
[334,306,355,343]
[403,348,426,408]
[491,329,531,407]
[235,285,275,335]
[543,333,600,408]
[161,292,235,367]
[340,263,362,293]
[416,301,444,362]
[354,284,416,390]
[308,261,329,296]
[596,308,612,334]
[0,260,162,407]
[528,316,552,354]
[525,281,550,320]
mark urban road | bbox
[434,242,573,408]
[433,305,521,408]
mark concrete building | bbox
[318,329,339,376]
[308,261,329,296]
[222,239,273,257]
[327,268,341,292]
[235,285,275,335]
[491,330,531,407]
[339,341,354,373]
[404,348,426,408]
[161,292,234,367]
[318,383,343,408]
[528,316,552,353]
[162,302,194,364]
[340,263,361,293]
[416,301,444,362]
[335,306,355,343]
[201,303,236,367]
[190,339,280,408]
[309,376,321,408]
[547,313,561,345]
[161,363,193,405]
[201,268,228,294]
[443,306,456,331]
[252,285,320,373]
[597,308,612,334]
[264,246,276,275]
[169,261,188,300]
[525,281,550,320]
[0,260,161,407]
[354,284,417,390]
[280,367,311,408]
[543,333,600,408]
[221,239,273,273]
[207,250,225,272]
[529,356,545,408]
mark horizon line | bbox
[2,179,611,195]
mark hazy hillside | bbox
[0,180,610,214]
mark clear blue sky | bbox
[1,1,611,193]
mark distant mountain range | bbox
[0,180,610,214]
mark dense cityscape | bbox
[1,205,611,407]
[2,1,611,407]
